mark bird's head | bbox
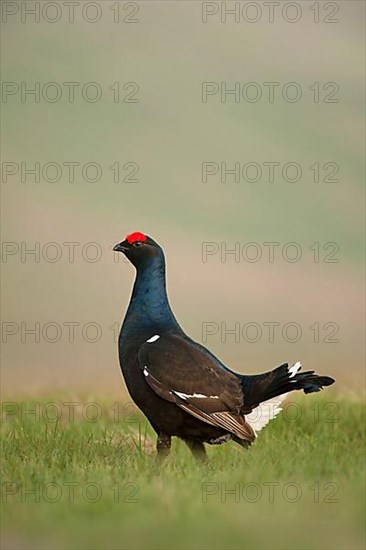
[113,231,163,269]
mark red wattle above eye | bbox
[126,231,147,244]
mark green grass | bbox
[1,394,365,550]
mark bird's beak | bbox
[113,242,128,253]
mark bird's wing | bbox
[137,334,255,442]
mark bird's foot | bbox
[156,433,171,461]
[182,439,207,463]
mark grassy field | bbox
[1,393,365,550]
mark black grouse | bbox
[113,231,335,459]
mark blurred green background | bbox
[2,0,364,396]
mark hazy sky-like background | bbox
[1,0,365,396]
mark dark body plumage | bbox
[114,233,335,459]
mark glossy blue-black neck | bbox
[122,247,182,337]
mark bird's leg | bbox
[183,439,207,462]
[156,433,171,459]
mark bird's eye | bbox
[133,241,142,248]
